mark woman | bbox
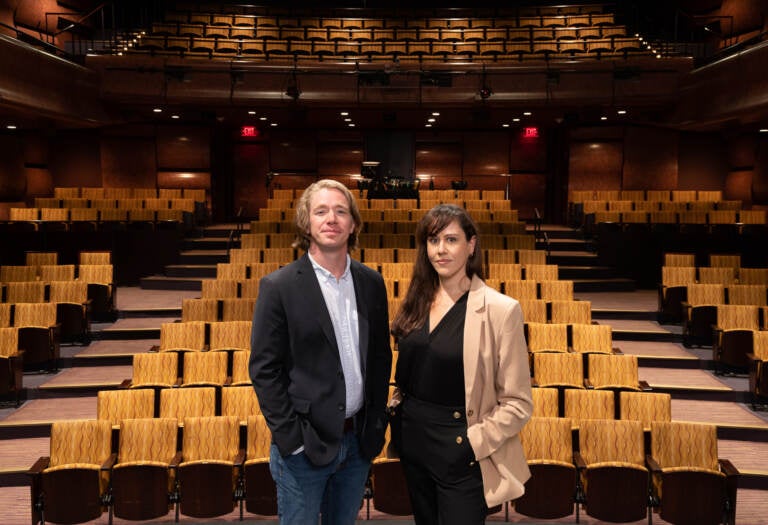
[390,203,532,525]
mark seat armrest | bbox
[28,456,50,475]
[645,454,662,474]
[639,380,652,391]
[224,377,233,387]
[573,451,586,470]
[530,377,538,387]
[169,451,183,469]
[612,346,623,355]
[719,458,739,477]
[584,378,594,389]
[102,453,118,471]
[233,449,246,468]
[149,345,160,353]
[173,378,183,387]
[119,379,132,388]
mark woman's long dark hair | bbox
[391,204,483,338]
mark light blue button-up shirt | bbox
[308,253,363,419]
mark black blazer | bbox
[249,254,392,466]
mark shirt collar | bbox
[307,252,352,282]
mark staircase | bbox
[539,224,635,293]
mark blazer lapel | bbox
[351,262,370,373]
[463,275,486,397]
[295,255,338,348]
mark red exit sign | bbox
[240,126,258,138]
[523,127,539,138]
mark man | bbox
[250,179,392,525]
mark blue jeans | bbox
[269,431,371,525]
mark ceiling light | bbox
[760,128,768,133]
[171,115,180,119]
[432,112,440,116]
[270,122,278,127]
[259,117,267,121]
[502,123,510,128]
[425,124,432,127]
[523,111,532,116]
[348,123,355,127]
[600,116,608,121]
[340,111,349,116]
[428,118,435,122]
[7,125,17,129]
[153,108,162,113]
[617,109,627,115]
[513,118,520,122]
[248,111,256,115]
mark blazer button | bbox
[453,411,461,419]
[338,404,345,411]
[467,409,474,417]
[469,460,476,466]
[456,436,463,444]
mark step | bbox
[558,265,619,280]
[165,264,217,278]
[177,250,229,265]
[139,275,202,291]
[183,237,232,250]
[572,278,636,293]
[547,251,600,267]
[93,326,162,339]
[543,237,593,251]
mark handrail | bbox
[226,207,244,257]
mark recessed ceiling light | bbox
[760,128,768,133]
[428,118,435,122]
[513,118,520,122]
[248,111,256,115]
[523,111,532,116]
[600,116,608,121]
[340,112,349,116]
[153,108,162,113]
[502,123,510,128]
[270,123,278,127]
[432,112,440,116]
[617,110,627,115]
[344,118,351,122]
[348,123,355,127]
[7,125,17,129]
[171,115,180,119]
[425,124,432,128]
[259,117,267,121]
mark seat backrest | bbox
[210,320,251,352]
[6,282,46,303]
[530,387,559,417]
[753,331,768,360]
[216,263,248,280]
[14,302,56,327]
[182,298,219,322]
[230,351,251,385]
[650,421,719,471]
[0,265,38,282]
[664,253,695,267]
[0,327,19,358]
[588,354,639,389]
[727,285,766,306]
[739,268,768,285]
[131,352,178,387]
[698,267,736,285]
[249,263,280,280]
[619,391,671,430]
[201,279,239,299]
[550,300,592,324]
[240,233,268,249]
[505,280,538,302]
[686,283,724,306]
[716,304,760,331]
[221,298,257,321]
[662,266,696,287]
[709,254,741,269]
[247,414,273,459]
[0,304,10,327]
[78,264,113,284]
[518,299,548,324]
[539,280,574,301]
[527,322,568,352]
[118,418,178,463]
[380,263,412,279]
[517,249,547,265]
[26,252,58,266]
[533,352,583,388]
[182,416,240,462]
[48,419,113,468]
[525,264,559,281]
[49,281,88,303]
[579,419,644,467]
[97,389,155,426]
[519,416,573,463]
[39,265,76,282]
[571,323,613,354]
[239,280,260,299]
[159,321,206,352]
[182,351,228,386]
[159,386,216,421]
[79,251,111,265]
[488,263,522,281]
[221,384,261,420]
[564,389,614,421]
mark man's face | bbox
[307,187,356,252]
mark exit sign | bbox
[523,127,539,138]
[240,126,258,137]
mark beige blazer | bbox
[464,275,533,507]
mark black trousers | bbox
[397,395,487,525]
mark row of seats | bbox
[664,252,743,268]
[29,198,198,211]
[135,35,646,60]
[182,298,255,323]
[515,416,737,524]
[8,208,192,225]
[30,412,276,524]
[582,200,745,212]
[267,196,517,212]
[0,263,112,283]
[124,349,251,389]
[587,209,765,224]
[149,22,629,42]
[270,188,506,200]
[570,189,727,202]
[162,11,617,30]
[249,218,527,236]
[53,187,206,201]
[662,266,768,286]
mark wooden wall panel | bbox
[101,136,155,188]
[509,173,546,220]
[50,131,101,188]
[622,127,678,190]
[156,125,210,171]
[677,133,727,190]
[754,136,768,204]
[0,135,26,200]
[233,142,270,217]
[725,169,753,205]
[269,131,316,172]
[415,142,462,182]
[317,142,364,179]
[727,134,756,168]
[568,140,622,191]
[463,132,509,176]
[25,167,52,198]
[510,128,547,172]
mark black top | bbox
[396,292,468,406]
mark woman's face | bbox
[426,219,476,282]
